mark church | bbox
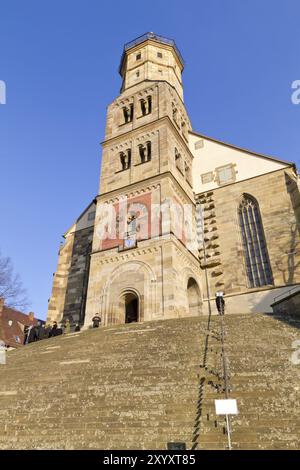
[47,33,300,328]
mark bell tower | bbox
[84,33,203,327]
[119,32,184,100]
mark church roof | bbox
[63,198,96,238]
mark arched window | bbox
[238,194,273,288]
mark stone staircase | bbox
[225,314,300,450]
[0,313,299,450]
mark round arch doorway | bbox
[187,277,202,315]
[124,291,139,323]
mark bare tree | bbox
[274,221,300,285]
[0,251,29,311]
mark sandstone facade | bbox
[47,202,96,324]
[47,33,300,326]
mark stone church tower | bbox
[84,33,202,326]
[47,33,300,327]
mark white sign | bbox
[215,399,238,415]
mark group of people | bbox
[22,297,223,346]
[23,315,102,345]
[23,319,81,345]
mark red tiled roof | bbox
[0,306,40,348]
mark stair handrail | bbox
[273,286,300,304]
[219,303,233,450]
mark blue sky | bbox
[1,0,300,319]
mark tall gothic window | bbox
[238,194,273,288]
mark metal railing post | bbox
[219,304,232,450]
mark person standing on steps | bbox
[27,325,37,343]
[23,325,30,345]
[92,314,101,328]
[216,291,225,315]
[44,323,51,338]
[35,321,44,341]
[49,321,58,337]
[38,323,48,340]
[64,319,71,335]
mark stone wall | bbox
[47,226,94,326]
[284,171,300,234]
[105,81,191,142]
[197,168,300,309]
[84,235,202,328]
[271,287,300,315]
[62,226,94,325]
[100,82,193,199]
[47,235,75,325]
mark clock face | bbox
[124,237,136,249]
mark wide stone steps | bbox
[0,313,299,449]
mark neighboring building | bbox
[47,201,96,327]
[0,298,42,348]
[47,32,300,327]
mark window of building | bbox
[201,172,213,184]
[185,162,192,186]
[194,139,204,150]
[146,141,151,160]
[88,211,96,221]
[140,95,152,116]
[175,147,182,171]
[136,70,140,78]
[136,53,141,60]
[172,106,179,127]
[238,194,273,288]
[138,141,151,163]
[120,149,131,171]
[216,164,236,185]
[157,52,163,58]
[181,121,188,140]
[122,104,133,124]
